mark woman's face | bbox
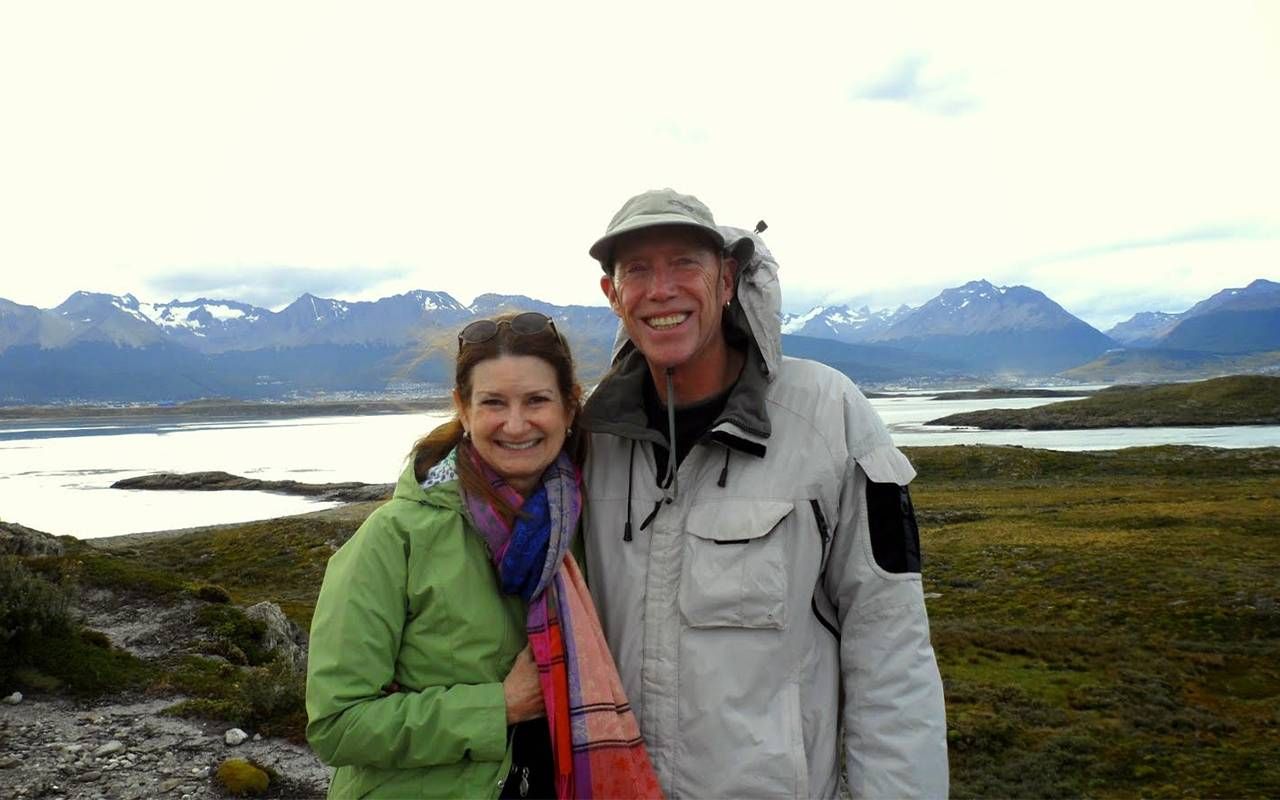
[457,355,574,496]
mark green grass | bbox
[928,374,1280,429]
[7,445,1279,795]
[908,444,1280,798]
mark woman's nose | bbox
[503,407,529,433]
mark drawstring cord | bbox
[717,446,730,488]
[663,368,679,501]
[623,440,636,542]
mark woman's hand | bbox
[503,645,546,724]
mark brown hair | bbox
[411,312,586,518]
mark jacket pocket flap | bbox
[685,499,795,543]
[852,444,917,485]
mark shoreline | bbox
[85,501,380,550]
[0,396,454,424]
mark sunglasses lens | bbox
[510,312,550,335]
[460,320,498,344]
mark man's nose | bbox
[645,263,678,300]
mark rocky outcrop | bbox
[244,602,308,672]
[0,697,327,800]
[0,522,66,557]
[111,471,392,503]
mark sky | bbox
[1,1,1277,331]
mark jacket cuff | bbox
[458,682,509,762]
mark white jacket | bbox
[579,230,948,799]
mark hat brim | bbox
[589,214,727,269]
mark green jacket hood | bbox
[391,458,462,513]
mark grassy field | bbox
[905,445,1280,798]
[930,375,1280,429]
[5,445,1278,796]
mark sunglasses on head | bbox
[458,311,561,347]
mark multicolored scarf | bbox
[451,443,662,800]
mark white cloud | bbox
[0,0,1275,331]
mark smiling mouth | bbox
[645,312,689,330]
[496,439,542,451]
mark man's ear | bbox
[720,256,738,305]
[600,274,622,315]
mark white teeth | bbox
[497,440,540,450]
[646,313,689,330]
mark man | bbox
[578,188,949,798]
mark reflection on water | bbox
[2,394,1278,540]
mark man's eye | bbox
[622,264,649,277]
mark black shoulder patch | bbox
[866,480,922,574]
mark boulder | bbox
[243,602,307,671]
[215,757,269,796]
[0,522,65,557]
[224,728,249,746]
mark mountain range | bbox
[1,278,1276,404]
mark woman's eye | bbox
[482,398,504,407]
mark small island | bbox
[112,472,392,503]
[927,374,1280,429]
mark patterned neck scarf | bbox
[445,442,662,800]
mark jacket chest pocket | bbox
[678,499,794,630]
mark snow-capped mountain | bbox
[52,292,167,348]
[3,277,1275,403]
[871,279,1116,374]
[780,304,913,343]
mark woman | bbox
[306,311,661,799]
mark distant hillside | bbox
[1063,349,1280,383]
[1106,279,1280,351]
[929,375,1280,429]
[779,335,973,384]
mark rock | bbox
[0,521,65,557]
[76,770,103,782]
[243,601,308,670]
[224,727,249,746]
[159,778,183,792]
[215,758,270,797]
[3,691,22,705]
[0,755,20,769]
[252,733,262,742]
[93,740,125,758]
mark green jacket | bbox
[306,462,527,799]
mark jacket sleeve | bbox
[305,508,509,769]
[821,391,949,798]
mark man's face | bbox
[599,226,735,373]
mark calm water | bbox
[4,394,1279,539]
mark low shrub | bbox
[193,583,232,604]
[196,604,270,665]
[0,556,74,646]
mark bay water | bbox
[3,394,1278,539]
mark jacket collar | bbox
[581,334,773,458]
